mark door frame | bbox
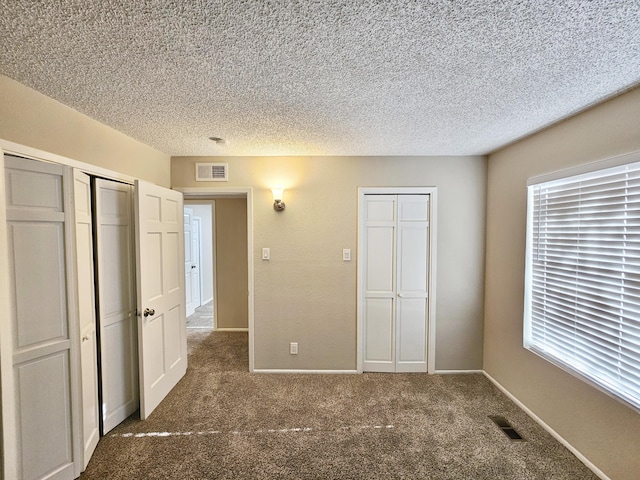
[175,187,255,373]
[356,187,438,374]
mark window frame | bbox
[523,151,640,413]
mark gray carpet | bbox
[187,301,214,329]
[80,332,597,479]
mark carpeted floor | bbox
[80,331,597,479]
[187,301,214,329]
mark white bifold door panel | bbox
[135,180,187,419]
[94,179,138,433]
[362,194,430,373]
[3,156,81,480]
[73,171,100,470]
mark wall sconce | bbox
[272,187,285,211]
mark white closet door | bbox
[362,194,430,373]
[94,179,138,433]
[396,195,429,372]
[362,195,397,372]
[73,170,99,469]
[184,208,194,317]
[4,156,80,480]
[135,180,187,419]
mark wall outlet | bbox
[289,342,298,355]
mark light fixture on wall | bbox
[272,187,285,211]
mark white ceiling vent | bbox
[196,163,228,182]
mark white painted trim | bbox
[253,369,359,375]
[63,167,84,478]
[214,328,249,332]
[527,148,640,186]
[175,187,255,373]
[0,139,135,184]
[356,187,438,374]
[434,370,484,374]
[483,372,611,480]
[0,147,17,480]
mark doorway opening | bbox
[177,188,254,373]
[184,204,214,329]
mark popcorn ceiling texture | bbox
[1,1,639,156]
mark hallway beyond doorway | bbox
[186,301,214,329]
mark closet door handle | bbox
[143,308,155,317]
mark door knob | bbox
[143,308,155,317]
[191,265,196,269]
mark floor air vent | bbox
[489,416,525,442]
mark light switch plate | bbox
[342,249,351,261]
[262,247,270,260]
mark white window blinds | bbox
[524,160,640,411]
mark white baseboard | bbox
[483,371,610,480]
[434,369,484,374]
[214,328,248,332]
[253,369,359,374]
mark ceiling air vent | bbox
[196,163,228,182]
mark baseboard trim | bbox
[434,369,484,374]
[253,369,359,375]
[483,371,611,480]
[214,328,248,332]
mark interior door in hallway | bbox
[94,178,138,433]
[184,207,202,317]
[191,216,202,309]
[135,180,187,419]
[362,194,430,373]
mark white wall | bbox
[485,85,640,480]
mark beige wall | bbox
[215,198,249,329]
[485,86,640,480]
[172,155,487,370]
[0,75,170,186]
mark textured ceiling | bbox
[1,1,639,157]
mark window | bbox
[524,159,640,411]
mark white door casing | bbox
[358,188,437,374]
[166,187,254,372]
[94,179,138,433]
[3,155,82,480]
[73,170,100,470]
[135,180,187,419]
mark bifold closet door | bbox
[74,170,100,469]
[4,156,80,480]
[395,195,430,372]
[94,178,138,434]
[362,194,429,373]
